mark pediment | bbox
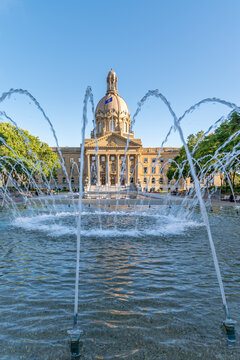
[85,133,141,148]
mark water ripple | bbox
[0,204,239,359]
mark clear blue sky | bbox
[0,0,239,148]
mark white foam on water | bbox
[13,216,76,236]
[12,211,203,238]
[13,208,182,221]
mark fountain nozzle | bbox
[223,318,236,342]
[68,328,82,359]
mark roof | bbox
[95,93,130,118]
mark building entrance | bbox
[120,177,125,186]
[110,176,116,186]
[101,175,106,185]
[91,175,97,185]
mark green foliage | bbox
[0,122,60,180]
[166,131,205,180]
[167,113,240,184]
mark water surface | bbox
[0,203,239,359]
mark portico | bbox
[84,133,142,189]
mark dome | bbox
[95,93,130,118]
[95,69,130,118]
[92,70,132,139]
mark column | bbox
[119,155,123,186]
[106,154,110,185]
[127,155,130,185]
[116,154,119,185]
[87,154,90,186]
[136,155,139,185]
[97,154,100,186]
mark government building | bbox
[53,70,182,192]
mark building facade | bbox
[53,70,182,192]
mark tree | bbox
[0,122,60,184]
[167,113,240,187]
[167,131,204,181]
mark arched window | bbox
[110,120,115,131]
[124,122,127,133]
[98,122,101,133]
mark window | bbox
[144,167,147,174]
[111,164,115,172]
[152,177,155,184]
[152,158,156,163]
[130,156,134,161]
[160,158,164,163]
[144,158,148,163]
[120,155,125,161]
[159,178,163,184]
[168,179,171,184]
[124,122,127,133]
[111,155,115,161]
[92,156,96,161]
[70,158,74,163]
[144,177,147,183]
[152,167,156,174]
[101,155,105,162]
[98,122,101,133]
[71,177,75,183]
[62,177,66,184]
[110,120,115,131]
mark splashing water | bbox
[0,86,239,350]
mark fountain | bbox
[0,85,239,359]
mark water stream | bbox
[0,87,239,359]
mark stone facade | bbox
[52,70,183,192]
